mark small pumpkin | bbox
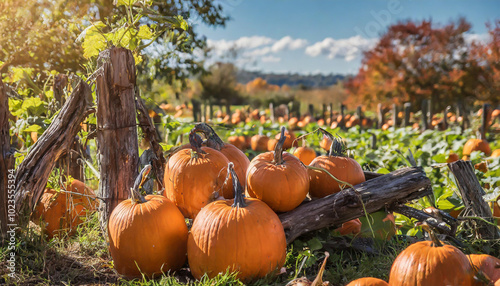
[247,127,310,212]
[491,149,500,158]
[346,277,389,286]
[192,123,250,196]
[188,163,287,282]
[389,224,474,286]
[468,254,500,284]
[308,130,365,198]
[293,146,316,165]
[319,135,332,152]
[33,179,97,239]
[163,131,231,219]
[251,134,270,151]
[109,166,188,277]
[463,138,491,159]
[335,218,362,236]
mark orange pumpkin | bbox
[447,152,459,163]
[293,146,316,165]
[336,218,362,235]
[319,135,332,152]
[491,149,500,158]
[227,135,247,150]
[163,131,231,219]
[267,138,278,151]
[275,129,297,149]
[308,131,365,198]
[491,195,500,225]
[247,127,309,212]
[346,277,389,286]
[251,134,270,151]
[188,163,286,282]
[192,123,250,196]
[33,180,96,239]
[108,165,188,278]
[389,224,474,286]
[463,138,491,159]
[468,254,500,284]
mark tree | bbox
[199,62,241,105]
[346,18,478,110]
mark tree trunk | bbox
[96,47,139,233]
[448,160,500,239]
[14,79,91,225]
[279,167,432,244]
[0,78,14,240]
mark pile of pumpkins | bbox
[33,123,500,285]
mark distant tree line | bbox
[236,70,346,88]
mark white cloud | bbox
[261,56,281,63]
[207,36,274,57]
[305,35,378,61]
[271,36,308,52]
[464,33,491,44]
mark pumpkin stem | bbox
[318,128,345,157]
[311,252,330,286]
[192,123,225,150]
[229,162,246,208]
[130,165,152,204]
[421,222,443,247]
[274,126,287,165]
[189,130,206,155]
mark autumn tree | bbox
[346,18,478,110]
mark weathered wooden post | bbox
[403,102,411,127]
[322,104,327,121]
[392,103,397,128]
[208,100,213,122]
[480,103,489,140]
[442,106,450,130]
[329,103,334,125]
[0,78,14,239]
[191,99,200,122]
[377,103,384,129]
[95,47,140,232]
[269,103,275,123]
[340,104,346,130]
[427,98,433,129]
[421,99,429,130]
[356,105,363,132]
[308,104,314,117]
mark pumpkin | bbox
[447,152,459,163]
[163,131,231,219]
[109,165,188,278]
[346,277,389,286]
[336,218,362,235]
[33,179,96,239]
[388,224,474,286]
[492,149,500,158]
[319,135,332,151]
[286,252,330,286]
[308,130,365,198]
[192,123,250,196]
[491,195,500,225]
[275,129,297,149]
[293,146,316,165]
[463,138,491,159]
[468,254,500,284]
[188,163,286,282]
[475,162,488,173]
[247,127,309,212]
[267,138,278,151]
[251,134,270,151]
[227,135,247,150]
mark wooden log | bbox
[135,92,166,192]
[279,167,432,244]
[14,79,91,224]
[0,77,15,239]
[389,204,457,236]
[95,47,139,232]
[403,102,411,127]
[447,160,499,239]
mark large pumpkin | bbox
[463,138,491,159]
[188,163,286,282]
[346,277,389,286]
[33,179,97,239]
[293,146,316,165]
[308,130,365,198]
[163,131,231,219]
[467,254,500,284]
[192,123,250,196]
[389,224,474,286]
[109,165,188,278]
[247,127,309,212]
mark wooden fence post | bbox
[322,104,327,121]
[480,103,489,140]
[421,99,429,130]
[269,103,275,123]
[427,98,433,129]
[95,47,139,233]
[356,105,363,132]
[377,103,384,129]
[340,104,346,130]
[308,104,314,118]
[392,103,397,128]
[329,103,333,125]
[191,99,200,122]
[0,78,14,240]
[403,102,411,127]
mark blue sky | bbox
[194,0,499,75]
